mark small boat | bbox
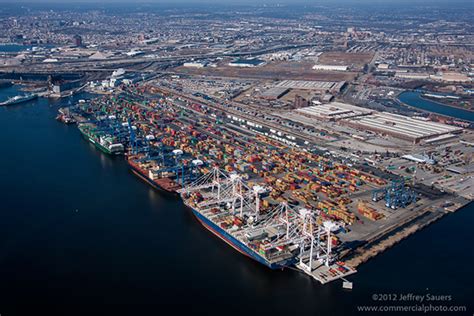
[342,281,353,290]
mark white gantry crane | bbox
[321,221,339,267]
[181,168,339,270]
[253,202,338,271]
[180,168,260,219]
[178,166,227,197]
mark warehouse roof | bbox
[346,113,462,140]
[296,102,372,120]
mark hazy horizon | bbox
[0,0,472,4]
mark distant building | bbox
[112,68,126,78]
[126,50,145,57]
[73,35,83,47]
[52,80,82,94]
[294,95,309,108]
[312,65,348,72]
[142,38,159,45]
[275,80,345,93]
[321,94,334,103]
[183,62,206,68]
[395,72,430,80]
[260,87,289,100]
[402,154,436,164]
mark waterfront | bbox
[398,91,474,122]
[0,87,472,315]
[0,44,54,53]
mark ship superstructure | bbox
[78,122,124,155]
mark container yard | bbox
[57,83,472,286]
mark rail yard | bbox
[56,81,472,285]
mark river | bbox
[0,85,472,315]
[398,91,474,123]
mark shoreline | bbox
[419,94,474,114]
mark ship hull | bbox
[0,95,37,106]
[78,126,121,155]
[188,205,290,270]
[128,163,179,196]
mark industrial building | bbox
[183,62,206,68]
[344,113,463,143]
[73,34,83,47]
[125,50,145,57]
[52,79,82,94]
[275,80,346,93]
[295,102,372,121]
[294,95,309,108]
[259,87,290,100]
[402,154,435,164]
[395,72,430,80]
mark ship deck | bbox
[184,197,294,266]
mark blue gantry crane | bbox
[128,118,152,155]
[372,180,417,209]
[149,161,201,186]
[131,136,203,186]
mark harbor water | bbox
[0,85,472,315]
[0,44,55,53]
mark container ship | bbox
[0,94,37,106]
[56,108,76,124]
[127,155,182,194]
[78,123,124,155]
[181,190,296,269]
[56,114,76,124]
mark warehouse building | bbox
[395,72,430,80]
[344,113,463,143]
[259,87,290,100]
[183,62,206,68]
[295,102,372,121]
[275,80,346,93]
[312,65,348,71]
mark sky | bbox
[0,0,470,3]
